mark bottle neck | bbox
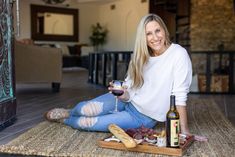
[170,104,176,110]
[170,95,176,110]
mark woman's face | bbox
[145,20,166,56]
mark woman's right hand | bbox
[108,82,130,102]
[118,85,130,102]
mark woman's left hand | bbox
[193,135,208,142]
[181,132,208,142]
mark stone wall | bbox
[191,0,235,51]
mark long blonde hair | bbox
[127,14,171,89]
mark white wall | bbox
[72,3,99,44]
[14,0,39,40]
[98,0,148,51]
[14,0,148,50]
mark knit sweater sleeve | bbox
[172,48,192,106]
[123,76,135,102]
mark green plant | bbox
[89,23,108,51]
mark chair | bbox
[14,41,63,92]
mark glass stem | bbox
[115,96,118,112]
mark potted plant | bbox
[89,23,108,51]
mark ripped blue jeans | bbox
[64,93,157,132]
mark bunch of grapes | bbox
[125,125,158,140]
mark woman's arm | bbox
[177,105,208,142]
[176,105,190,134]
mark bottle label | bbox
[170,119,180,147]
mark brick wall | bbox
[191,0,235,51]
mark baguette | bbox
[108,124,137,148]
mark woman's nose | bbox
[152,33,158,40]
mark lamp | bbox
[42,0,66,4]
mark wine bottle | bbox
[166,95,180,148]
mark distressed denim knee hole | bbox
[81,101,103,116]
[78,117,98,128]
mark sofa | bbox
[14,41,63,92]
[79,46,94,69]
[56,44,93,69]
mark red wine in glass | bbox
[111,80,124,112]
[112,89,124,96]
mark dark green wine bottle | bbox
[166,95,180,148]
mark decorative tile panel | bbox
[0,0,14,101]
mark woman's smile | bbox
[145,21,166,56]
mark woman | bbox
[45,14,206,141]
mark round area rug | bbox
[0,99,234,157]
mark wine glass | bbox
[111,80,124,113]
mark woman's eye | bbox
[146,32,152,36]
[155,29,160,33]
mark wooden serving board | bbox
[98,135,194,156]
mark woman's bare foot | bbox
[44,108,70,122]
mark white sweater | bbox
[125,44,192,122]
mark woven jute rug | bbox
[0,99,235,157]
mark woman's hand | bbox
[118,85,130,101]
[177,106,208,142]
[193,135,208,142]
[108,82,130,102]
[181,131,208,142]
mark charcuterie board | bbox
[98,135,194,156]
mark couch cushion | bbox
[55,44,70,56]
[16,39,34,45]
[81,46,94,56]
